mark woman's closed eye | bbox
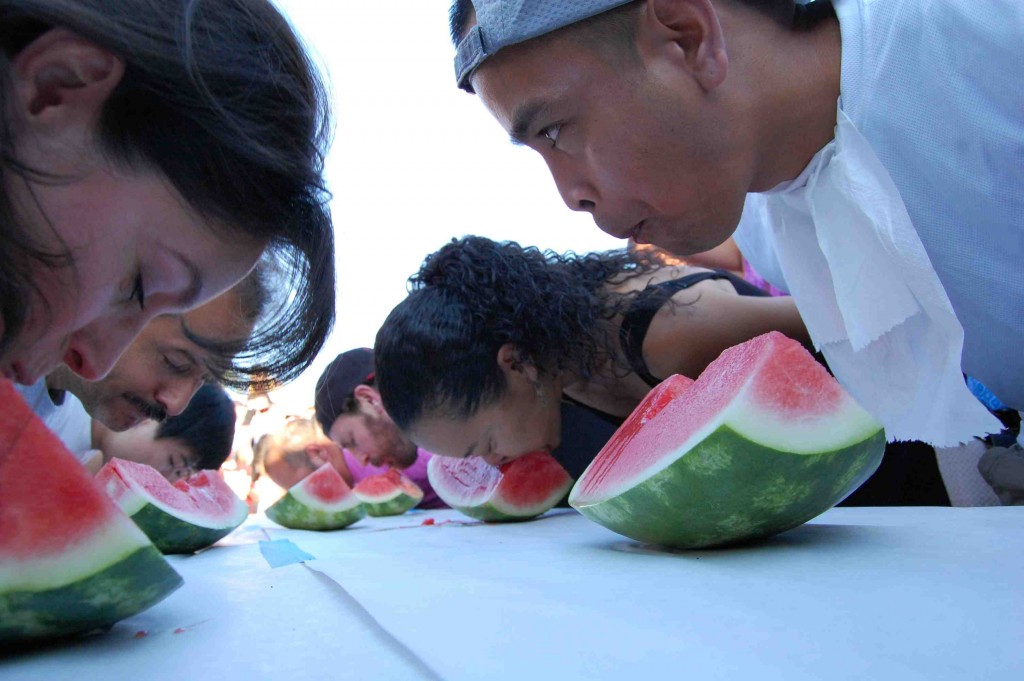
[129,273,146,310]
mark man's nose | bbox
[157,376,204,417]
[548,158,599,214]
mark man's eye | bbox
[163,356,191,375]
[540,124,561,147]
[130,273,146,310]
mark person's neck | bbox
[732,7,842,191]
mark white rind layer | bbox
[0,515,153,592]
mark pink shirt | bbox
[343,448,447,509]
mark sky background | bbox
[264,0,624,409]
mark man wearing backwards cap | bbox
[449,0,1023,448]
[314,348,445,509]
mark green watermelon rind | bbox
[358,493,420,518]
[450,475,574,523]
[0,545,183,643]
[126,503,247,555]
[571,424,885,549]
[266,492,367,531]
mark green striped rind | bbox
[266,493,366,531]
[571,425,885,549]
[0,546,183,643]
[128,503,247,555]
[361,494,419,517]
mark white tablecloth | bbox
[3,507,1022,680]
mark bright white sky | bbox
[265,0,623,410]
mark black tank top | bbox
[618,270,770,388]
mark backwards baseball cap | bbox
[314,348,375,434]
[455,0,635,92]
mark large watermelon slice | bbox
[427,450,574,522]
[352,469,423,516]
[569,332,885,549]
[266,463,366,530]
[97,459,248,554]
[0,380,182,643]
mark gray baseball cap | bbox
[454,0,635,92]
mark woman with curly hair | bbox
[374,235,810,478]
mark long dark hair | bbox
[0,0,335,385]
[375,235,659,431]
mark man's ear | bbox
[353,384,385,415]
[639,0,728,92]
[10,28,124,134]
[304,443,328,467]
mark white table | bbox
[3,507,1022,680]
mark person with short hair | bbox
[447,0,1022,446]
[0,0,335,390]
[16,268,267,460]
[91,384,237,482]
[313,348,447,509]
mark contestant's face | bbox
[328,409,416,469]
[408,380,563,467]
[0,167,263,386]
[99,420,196,482]
[264,440,347,490]
[53,287,252,431]
[471,30,749,257]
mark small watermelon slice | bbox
[352,469,423,516]
[266,463,366,530]
[0,380,182,643]
[97,459,248,554]
[569,332,885,549]
[427,450,574,522]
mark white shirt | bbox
[735,0,1023,438]
[16,380,94,460]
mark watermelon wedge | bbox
[266,463,366,530]
[569,332,885,549]
[352,469,423,516]
[427,450,574,522]
[97,459,248,554]
[0,380,182,643]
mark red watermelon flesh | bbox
[98,458,248,554]
[0,380,182,641]
[581,374,695,497]
[427,451,574,522]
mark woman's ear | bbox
[496,343,540,383]
[10,28,124,134]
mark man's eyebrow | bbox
[171,251,204,308]
[509,99,549,146]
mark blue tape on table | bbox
[259,539,315,568]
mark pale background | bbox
[263,0,622,410]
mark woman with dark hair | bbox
[0,0,334,389]
[374,235,810,477]
[92,383,236,481]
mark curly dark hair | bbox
[374,235,661,431]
